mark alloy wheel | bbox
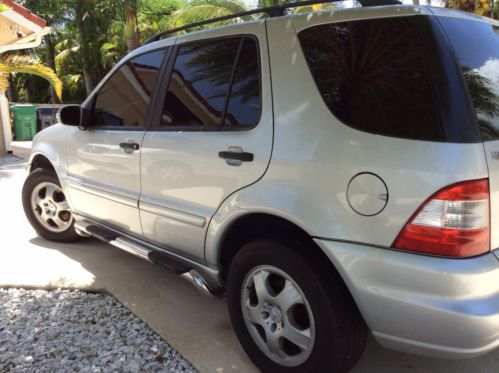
[241,265,315,367]
[30,181,73,233]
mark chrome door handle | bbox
[119,142,140,154]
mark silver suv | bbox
[22,2,499,372]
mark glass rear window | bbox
[298,17,442,141]
[438,18,499,141]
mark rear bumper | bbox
[314,239,499,359]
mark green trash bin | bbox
[10,104,38,141]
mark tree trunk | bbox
[44,34,60,104]
[125,0,139,53]
[76,0,95,96]
[413,0,420,4]
[7,74,17,103]
[24,78,34,103]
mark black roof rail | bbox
[144,0,402,45]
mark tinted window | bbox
[161,38,241,127]
[93,49,165,127]
[439,18,499,141]
[225,38,261,127]
[298,17,441,141]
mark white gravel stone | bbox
[0,288,198,372]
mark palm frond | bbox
[0,55,63,100]
[294,3,337,13]
[189,0,248,13]
[63,74,84,96]
[170,0,249,28]
[55,46,80,72]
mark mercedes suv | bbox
[22,3,499,372]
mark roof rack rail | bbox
[144,0,402,45]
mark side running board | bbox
[75,221,225,298]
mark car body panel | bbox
[29,124,69,182]
[139,20,273,261]
[484,141,499,250]
[316,238,499,358]
[66,128,146,235]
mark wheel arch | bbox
[215,213,342,285]
[29,153,56,174]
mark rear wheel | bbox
[227,240,366,372]
[22,168,80,242]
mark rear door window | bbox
[225,38,261,127]
[160,36,261,129]
[438,18,499,141]
[298,17,442,141]
[161,38,240,127]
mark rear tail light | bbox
[393,179,490,258]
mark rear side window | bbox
[298,17,442,141]
[93,49,166,127]
[438,18,499,141]
[160,36,261,129]
[225,38,261,127]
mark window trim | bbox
[148,33,263,132]
[85,47,172,132]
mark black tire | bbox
[227,240,367,373]
[22,168,81,243]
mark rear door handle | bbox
[119,142,140,154]
[218,151,254,162]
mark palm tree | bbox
[445,0,492,16]
[0,55,62,100]
[125,0,139,52]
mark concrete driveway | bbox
[2,142,499,372]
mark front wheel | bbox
[22,168,80,242]
[227,240,366,372]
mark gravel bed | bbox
[0,288,198,372]
[0,154,24,167]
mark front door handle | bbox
[119,142,140,154]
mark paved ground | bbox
[2,141,499,372]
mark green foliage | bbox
[169,0,249,29]
[11,0,269,103]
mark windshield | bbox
[438,17,499,140]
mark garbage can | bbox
[10,104,38,141]
[37,107,58,132]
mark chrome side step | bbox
[111,237,150,260]
[181,270,226,298]
[74,221,226,298]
